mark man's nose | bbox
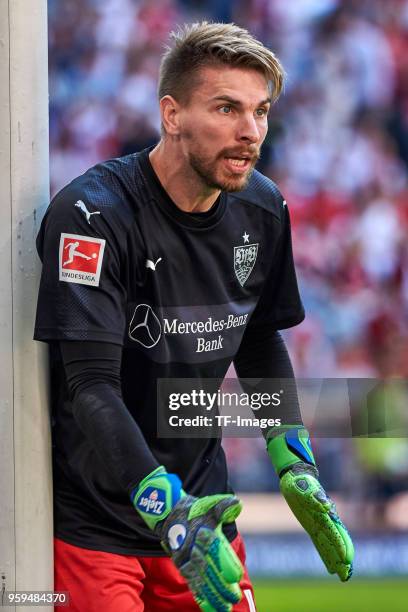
[237,114,261,143]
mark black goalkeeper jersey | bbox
[34,146,304,555]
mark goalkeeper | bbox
[34,21,353,612]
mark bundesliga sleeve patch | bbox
[59,233,106,287]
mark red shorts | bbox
[54,534,256,611]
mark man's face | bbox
[175,66,271,192]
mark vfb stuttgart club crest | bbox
[234,241,259,286]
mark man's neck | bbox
[149,141,221,213]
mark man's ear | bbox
[160,95,182,136]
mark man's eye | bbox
[220,105,232,114]
[256,108,268,117]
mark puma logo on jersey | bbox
[146,257,162,271]
[74,200,101,224]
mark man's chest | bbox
[123,206,276,364]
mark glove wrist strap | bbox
[267,425,316,477]
[131,465,186,531]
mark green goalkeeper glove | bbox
[131,466,243,612]
[267,426,354,582]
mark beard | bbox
[187,146,259,193]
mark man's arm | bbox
[234,327,354,582]
[60,340,160,493]
[60,340,244,610]
[234,326,303,429]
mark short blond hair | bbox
[158,22,285,104]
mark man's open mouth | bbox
[223,157,252,172]
[227,158,248,167]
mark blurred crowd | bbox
[48,0,408,518]
[48,0,408,378]
[258,0,408,381]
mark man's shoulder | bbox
[63,151,146,202]
[50,151,149,221]
[83,150,145,189]
[227,169,285,221]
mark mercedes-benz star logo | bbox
[128,304,162,348]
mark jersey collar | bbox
[138,146,227,230]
